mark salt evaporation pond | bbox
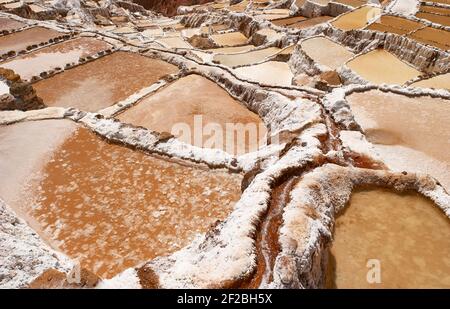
[300,36,354,70]
[411,73,450,90]
[347,90,450,189]
[33,51,178,112]
[1,37,111,80]
[0,17,25,32]
[213,47,280,67]
[331,6,381,31]
[346,49,421,84]
[327,188,450,288]
[210,32,248,46]
[0,27,62,55]
[0,120,242,278]
[233,61,294,87]
[118,74,267,155]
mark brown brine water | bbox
[327,188,450,288]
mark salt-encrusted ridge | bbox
[272,164,450,289]
[0,198,73,288]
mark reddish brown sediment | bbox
[27,268,100,289]
[2,37,112,80]
[243,176,300,288]
[136,266,160,289]
[0,27,62,55]
[33,52,178,112]
[0,17,25,32]
[21,127,242,278]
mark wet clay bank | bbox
[0,120,242,279]
[327,188,450,288]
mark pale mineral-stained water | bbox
[346,49,421,84]
[300,36,354,70]
[0,27,62,55]
[331,6,381,31]
[33,51,179,112]
[118,74,267,155]
[327,188,450,288]
[1,37,112,80]
[411,72,450,90]
[213,47,281,67]
[347,90,450,189]
[233,61,294,87]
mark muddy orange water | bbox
[347,90,450,189]
[6,123,242,279]
[2,37,111,80]
[347,49,421,84]
[327,188,450,288]
[33,51,178,112]
[0,27,62,55]
[0,17,25,32]
[118,74,267,155]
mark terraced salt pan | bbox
[210,32,248,47]
[0,120,76,205]
[327,188,450,288]
[411,73,450,90]
[288,16,333,29]
[272,16,307,27]
[254,14,290,21]
[408,27,450,50]
[0,17,25,32]
[156,36,192,49]
[300,36,354,70]
[331,6,381,30]
[0,27,62,55]
[33,52,178,112]
[347,90,450,189]
[213,47,281,67]
[0,121,242,279]
[1,37,111,81]
[117,74,267,155]
[234,61,294,87]
[346,49,421,84]
[416,11,450,27]
[366,15,424,35]
[207,45,256,54]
